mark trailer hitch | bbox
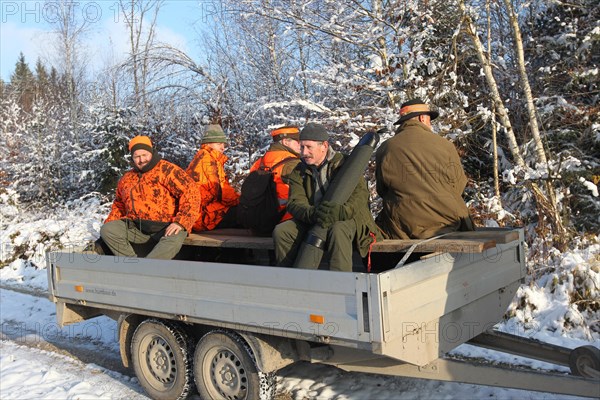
[469,329,600,378]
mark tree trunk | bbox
[373,0,396,110]
[487,0,500,199]
[459,0,525,169]
[501,0,566,243]
[501,0,547,165]
[124,1,140,105]
[459,0,567,248]
[121,0,162,115]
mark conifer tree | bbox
[9,53,35,112]
[34,58,50,100]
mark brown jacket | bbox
[375,120,472,239]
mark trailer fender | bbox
[117,314,145,369]
[237,331,299,373]
[56,302,103,327]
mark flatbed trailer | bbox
[46,227,600,399]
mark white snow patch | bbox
[579,177,599,197]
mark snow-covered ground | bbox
[1,196,599,399]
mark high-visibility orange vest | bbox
[250,149,299,222]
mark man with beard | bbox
[100,135,201,259]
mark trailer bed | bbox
[183,228,519,253]
[48,227,525,366]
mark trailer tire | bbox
[569,345,600,378]
[131,319,194,400]
[194,330,275,400]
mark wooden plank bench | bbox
[184,228,520,254]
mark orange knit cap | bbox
[128,135,153,153]
[271,126,300,141]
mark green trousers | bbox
[273,219,357,272]
[100,219,187,260]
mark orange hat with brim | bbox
[394,98,439,125]
[271,126,300,141]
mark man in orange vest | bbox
[186,124,240,231]
[249,126,301,222]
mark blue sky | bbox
[0,0,210,81]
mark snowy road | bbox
[1,286,593,400]
[0,341,146,400]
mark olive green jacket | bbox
[287,150,382,256]
[375,119,472,239]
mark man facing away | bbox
[375,98,474,240]
[100,135,201,259]
[273,123,382,272]
[249,125,301,223]
[186,124,240,231]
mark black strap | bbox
[305,232,326,249]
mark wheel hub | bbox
[219,364,236,386]
[210,349,248,398]
[147,337,175,383]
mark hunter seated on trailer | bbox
[96,112,478,269]
[99,136,201,260]
[186,124,241,232]
[273,123,382,272]
[375,98,474,240]
[236,125,301,235]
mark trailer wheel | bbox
[194,330,275,400]
[569,345,600,378]
[131,319,194,400]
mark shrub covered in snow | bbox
[505,242,600,341]
[0,193,110,270]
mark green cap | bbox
[300,123,329,142]
[202,124,227,144]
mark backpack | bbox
[237,157,296,236]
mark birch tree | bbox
[486,0,500,198]
[47,0,89,125]
[119,0,163,115]
[458,0,569,246]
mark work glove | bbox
[315,201,350,228]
